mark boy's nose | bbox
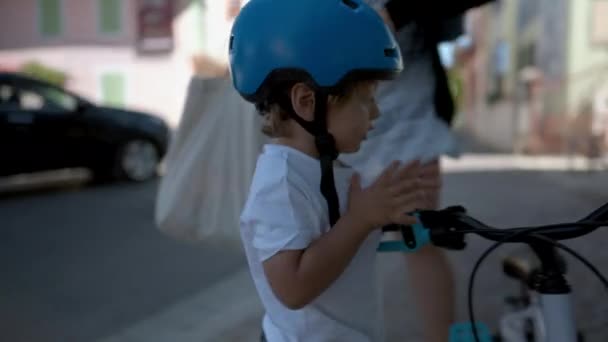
[370,106,380,120]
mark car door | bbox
[11,78,85,173]
[0,79,38,176]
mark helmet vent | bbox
[229,35,234,51]
[384,48,397,58]
[341,0,359,10]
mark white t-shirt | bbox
[240,144,384,342]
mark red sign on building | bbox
[137,0,174,53]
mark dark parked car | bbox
[0,72,170,182]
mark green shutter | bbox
[192,0,205,52]
[39,0,62,37]
[99,0,121,34]
[101,73,125,107]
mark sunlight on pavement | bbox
[442,154,608,173]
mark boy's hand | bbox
[417,161,442,210]
[347,161,424,230]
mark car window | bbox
[0,83,21,111]
[20,90,47,110]
[37,85,78,111]
[14,82,78,113]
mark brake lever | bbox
[417,206,468,250]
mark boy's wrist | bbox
[342,211,376,234]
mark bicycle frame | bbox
[540,293,577,342]
[524,242,578,342]
[500,297,545,341]
[500,292,577,342]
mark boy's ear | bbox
[290,83,315,121]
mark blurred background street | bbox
[1,0,608,341]
[0,177,245,342]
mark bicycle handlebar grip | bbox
[429,228,467,250]
[417,208,468,250]
[377,213,431,253]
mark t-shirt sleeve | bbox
[244,178,321,262]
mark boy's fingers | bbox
[393,191,424,212]
[419,167,440,181]
[390,177,419,196]
[398,160,421,174]
[349,172,362,193]
[377,161,400,185]
[416,193,434,211]
[418,178,442,190]
[405,159,422,169]
[392,214,418,226]
[421,162,440,174]
[393,160,422,185]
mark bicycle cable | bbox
[465,223,608,342]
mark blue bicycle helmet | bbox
[229,0,403,102]
[229,0,403,226]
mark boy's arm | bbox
[263,212,371,310]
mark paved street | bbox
[1,153,607,342]
[383,164,608,342]
[0,178,246,342]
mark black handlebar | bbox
[415,202,608,342]
[417,202,608,249]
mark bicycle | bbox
[378,201,608,342]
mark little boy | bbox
[230,0,432,340]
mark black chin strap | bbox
[276,92,340,226]
[313,93,340,227]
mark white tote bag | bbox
[155,76,267,242]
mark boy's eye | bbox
[364,99,376,111]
